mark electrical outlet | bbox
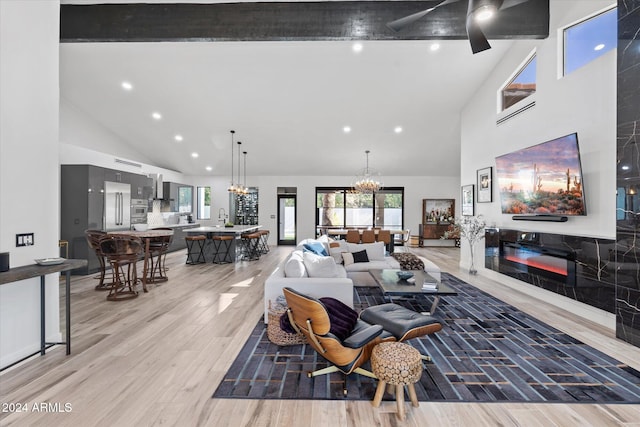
[16,233,34,247]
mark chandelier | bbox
[352,150,383,194]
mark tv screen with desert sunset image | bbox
[495,133,586,216]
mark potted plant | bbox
[225,222,235,228]
[442,215,486,274]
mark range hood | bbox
[154,173,164,199]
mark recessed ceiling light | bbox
[622,165,630,170]
[121,81,133,91]
[174,135,183,142]
[191,152,199,158]
[343,126,352,133]
[430,43,440,51]
[594,43,605,51]
[152,112,162,120]
[352,43,363,53]
[394,126,403,134]
[206,166,212,171]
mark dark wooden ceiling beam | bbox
[60,1,549,43]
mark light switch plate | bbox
[16,233,34,247]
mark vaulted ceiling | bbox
[59,1,549,177]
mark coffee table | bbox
[368,269,457,315]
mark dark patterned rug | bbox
[213,273,640,402]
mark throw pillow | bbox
[303,242,329,256]
[319,297,358,341]
[302,251,339,277]
[391,252,425,270]
[284,251,307,277]
[352,249,370,263]
[342,252,354,266]
[328,240,347,264]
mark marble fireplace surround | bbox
[485,227,640,347]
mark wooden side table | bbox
[371,341,422,421]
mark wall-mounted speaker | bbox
[512,215,568,222]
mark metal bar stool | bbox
[211,235,234,264]
[185,235,206,264]
[240,232,261,261]
[99,235,143,301]
[258,230,270,254]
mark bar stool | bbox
[185,235,206,264]
[147,228,173,283]
[240,232,261,261]
[99,235,143,301]
[211,235,234,264]
[85,229,111,291]
[258,230,270,254]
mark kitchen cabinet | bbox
[61,164,153,274]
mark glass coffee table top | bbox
[368,269,457,315]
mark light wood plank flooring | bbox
[1,246,639,426]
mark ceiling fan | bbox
[387,0,532,54]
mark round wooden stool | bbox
[371,341,422,421]
[185,235,206,264]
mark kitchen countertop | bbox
[185,225,261,234]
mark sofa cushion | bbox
[284,251,307,278]
[347,242,385,261]
[344,258,400,272]
[303,251,340,278]
[352,249,370,263]
[303,241,329,256]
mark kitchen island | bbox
[185,225,262,263]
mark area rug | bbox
[213,273,640,402]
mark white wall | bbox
[459,1,616,308]
[0,1,62,367]
[188,174,461,244]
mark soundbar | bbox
[512,215,568,222]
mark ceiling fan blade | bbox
[500,0,531,10]
[466,13,492,54]
[386,0,462,32]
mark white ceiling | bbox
[60,32,515,177]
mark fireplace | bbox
[485,228,616,313]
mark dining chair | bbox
[346,229,361,244]
[84,229,110,291]
[99,235,144,301]
[361,229,376,243]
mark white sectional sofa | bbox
[263,237,442,323]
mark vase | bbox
[468,241,477,275]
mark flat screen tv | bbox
[495,133,586,216]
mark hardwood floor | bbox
[1,246,639,426]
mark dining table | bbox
[107,229,174,292]
[325,228,409,252]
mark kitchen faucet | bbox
[218,208,228,224]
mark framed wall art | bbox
[477,166,492,203]
[422,199,455,224]
[461,184,474,216]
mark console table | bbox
[0,258,87,370]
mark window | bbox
[500,53,536,111]
[563,7,617,76]
[316,187,404,236]
[197,186,211,220]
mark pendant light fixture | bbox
[235,140,247,195]
[227,130,236,193]
[352,150,383,194]
[242,150,249,195]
